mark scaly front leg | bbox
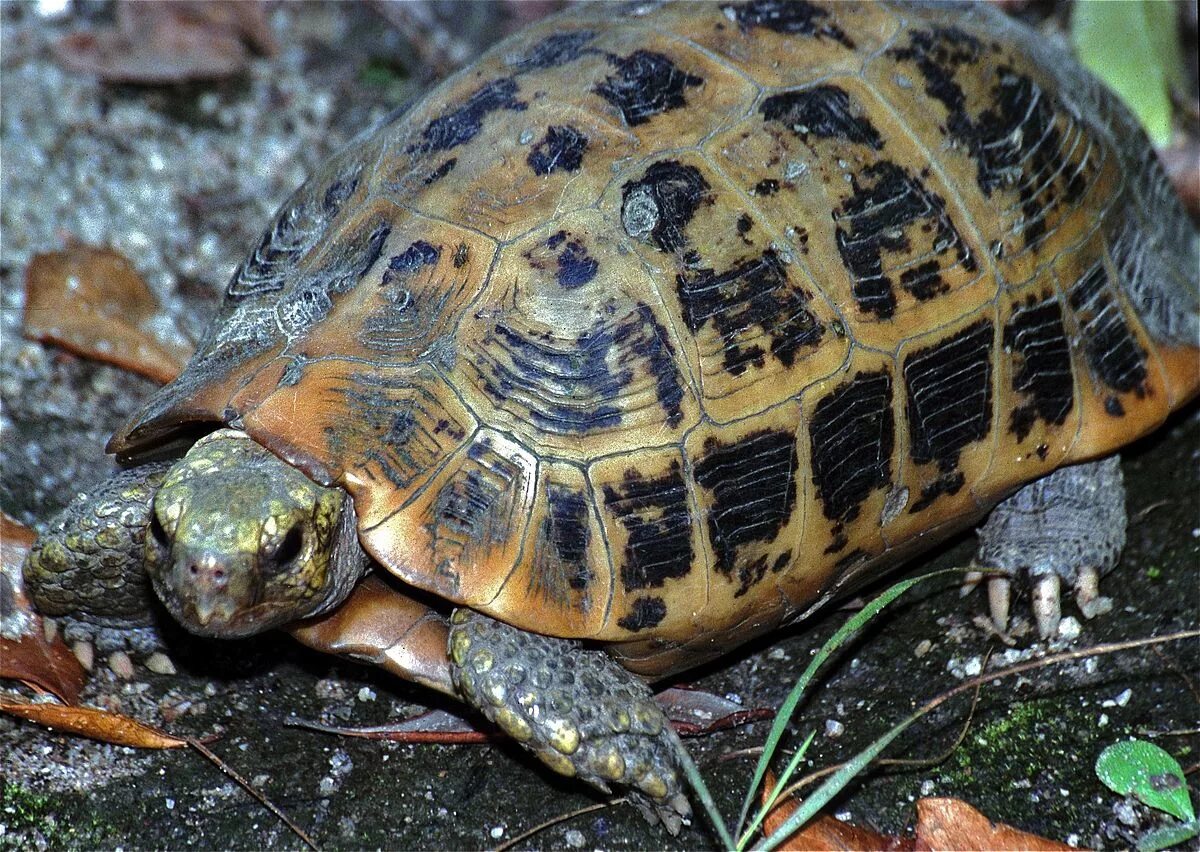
[22,462,175,674]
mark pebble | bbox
[564,829,586,848]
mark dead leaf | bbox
[23,241,193,383]
[0,513,86,704]
[0,699,189,749]
[913,798,1075,851]
[53,0,275,84]
[657,685,775,736]
[760,769,906,850]
[288,708,493,744]
[758,773,1074,851]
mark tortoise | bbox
[22,0,1199,831]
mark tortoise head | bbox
[145,429,365,638]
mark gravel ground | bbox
[2,3,1197,850]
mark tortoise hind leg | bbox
[447,609,692,834]
[975,456,1125,638]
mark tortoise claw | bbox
[987,575,1011,634]
[108,650,135,679]
[1074,566,1113,620]
[1032,574,1062,639]
[72,639,95,672]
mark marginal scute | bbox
[238,359,477,534]
[590,447,708,641]
[490,462,612,638]
[373,429,538,605]
[808,368,894,552]
[692,427,800,596]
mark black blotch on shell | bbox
[408,77,527,156]
[904,319,994,513]
[809,369,894,538]
[1067,262,1149,399]
[761,85,883,150]
[1005,294,1074,441]
[721,0,855,48]
[510,30,597,69]
[595,50,703,127]
[617,597,667,631]
[621,160,710,252]
[693,429,799,596]
[602,462,694,593]
[527,125,589,176]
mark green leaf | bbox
[1071,0,1182,147]
[1096,739,1194,823]
[1136,820,1200,852]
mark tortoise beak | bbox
[173,552,257,634]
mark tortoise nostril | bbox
[189,564,200,576]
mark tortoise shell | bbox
[111,1,1199,676]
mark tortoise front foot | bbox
[447,609,692,834]
[973,457,1124,639]
[23,463,176,676]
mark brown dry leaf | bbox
[913,798,1075,851]
[23,241,193,383]
[0,513,86,704]
[0,699,189,749]
[53,0,276,84]
[760,770,907,851]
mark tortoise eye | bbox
[271,524,304,568]
[149,512,171,551]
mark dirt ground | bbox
[2,3,1197,850]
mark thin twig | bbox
[493,800,620,852]
[1131,499,1171,523]
[187,738,319,851]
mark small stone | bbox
[824,719,844,738]
[1102,688,1132,708]
[490,825,505,840]
[564,829,586,848]
[357,687,376,702]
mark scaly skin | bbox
[24,462,172,655]
[145,429,364,637]
[975,457,1126,636]
[448,608,692,834]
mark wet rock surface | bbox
[3,3,1197,849]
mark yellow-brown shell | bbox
[112,1,1199,676]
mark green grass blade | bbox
[675,731,737,850]
[753,706,923,852]
[732,573,937,837]
[736,730,815,850]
